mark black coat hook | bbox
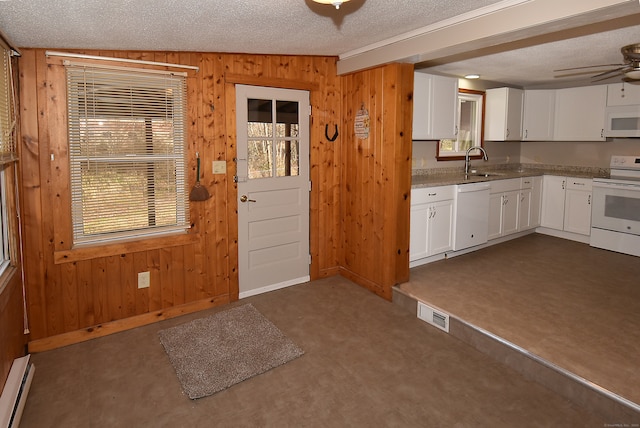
[325,124,339,142]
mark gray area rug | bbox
[158,303,304,399]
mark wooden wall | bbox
[17,49,413,350]
[339,63,413,300]
[18,50,343,351]
[0,161,26,388]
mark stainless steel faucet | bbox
[464,146,489,175]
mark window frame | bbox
[65,62,190,246]
[436,88,486,161]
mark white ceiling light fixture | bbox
[312,0,350,9]
[464,74,480,79]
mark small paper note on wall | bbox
[354,104,370,139]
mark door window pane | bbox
[276,140,299,177]
[248,140,273,178]
[276,101,299,137]
[247,98,273,138]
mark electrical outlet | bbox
[138,271,150,289]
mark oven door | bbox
[591,180,640,236]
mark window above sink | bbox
[437,89,485,161]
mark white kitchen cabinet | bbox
[412,72,458,140]
[541,176,592,236]
[541,175,566,230]
[563,178,593,235]
[522,89,555,141]
[553,86,607,141]
[607,82,640,106]
[410,186,455,263]
[529,176,543,228]
[484,87,523,141]
[488,178,520,240]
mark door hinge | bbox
[309,254,312,265]
[309,105,312,116]
[309,181,312,191]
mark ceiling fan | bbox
[555,43,640,82]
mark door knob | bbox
[240,195,256,203]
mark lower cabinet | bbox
[488,179,520,240]
[410,186,454,263]
[518,176,542,231]
[541,175,592,236]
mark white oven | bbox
[591,156,640,257]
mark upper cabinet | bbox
[412,72,458,140]
[553,85,607,141]
[607,82,640,106]
[522,89,555,141]
[484,87,523,141]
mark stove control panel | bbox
[610,155,640,170]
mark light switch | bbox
[212,161,226,174]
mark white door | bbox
[235,85,310,298]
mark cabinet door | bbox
[541,176,566,230]
[488,193,504,240]
[429,200,453,255]
[412,73,458,140]
[529,176,543,227]
[502,190,520,236]
[518,189,532,230]
[485,87,523,141]
[523,89,555,141]
[607,82,640,106]
[564,190,592,235]
[409,204,429,261]
[553,86,607,141]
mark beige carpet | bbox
[158,303,304,399]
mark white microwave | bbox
[604,105,640,137]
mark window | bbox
[437,89,485,159]
[0,41,16,277]
[66,63,189,245]
[247,98,300,179]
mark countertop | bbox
[411,163,609,188]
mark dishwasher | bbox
[453,182,490,251]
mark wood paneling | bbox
[18,50,344,350]
[339,63,413,300]
[17,49,412,350]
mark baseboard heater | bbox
[0,355,35,428]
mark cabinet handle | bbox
[562,180,566,190]
[573,182,585,186]
[524,129,528,139]
[601,129,604,138]
[428,193,437,196]
[588,195,591,205]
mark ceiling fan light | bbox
[624,68,640,80]
[312,0,349,9]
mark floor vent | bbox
[417,302,450,333]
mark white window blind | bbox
[66,63,190,245]
[0,45,15,157]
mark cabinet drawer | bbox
[412,185,455,204]
[520,177,535,189]
[490,178,521,194]
[566,177,592,191]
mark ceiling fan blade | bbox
[554,63,625,72]
[591,66,628,79]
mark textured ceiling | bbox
[0,0,639,88]
[0,0,499,55]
